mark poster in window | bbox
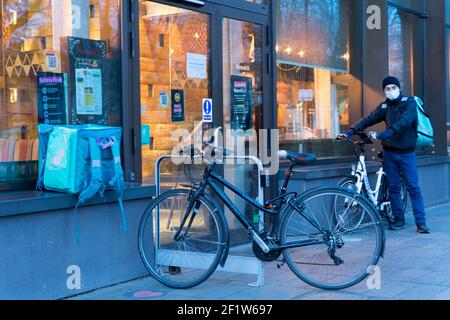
[75,68,103,115]
[186,53,207,79]
[171,90,185,122]
[67,37,106,124]
[230,75,253,131]
[36,72,69,125]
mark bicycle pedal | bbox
[168,266,182,275]
[276,259,286,269]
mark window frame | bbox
[387,2,427,99]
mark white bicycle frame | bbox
[350,154,391,212]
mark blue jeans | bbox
[383,150,426,224]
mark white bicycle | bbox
[337,131,408,223]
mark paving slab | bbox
[70,202,450,301]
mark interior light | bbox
[10,10,17,25]
[9,88,17,103]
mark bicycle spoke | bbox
[335,221,379,236]
[280,188,383,290]
[138,190,224,289]
[331,194,360,234]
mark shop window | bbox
[275,0,352,158]
[138,2,210,183]
[388,6,424,98]
[0,0,122,189]
[389,5,429,154]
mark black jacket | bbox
[351,94,418,152]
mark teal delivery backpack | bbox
[37,124,128,243]
[413,96,434,148]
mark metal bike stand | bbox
[155,154,265,287]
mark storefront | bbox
[0,0,449,299]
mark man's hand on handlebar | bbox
[337,129,355,140]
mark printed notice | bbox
[75,68,103,115]
[45,51,59,72]
[37,72,69,125]
[230,75,253,131]
[186,53,207,79]
[160,90,169,108]
[298,89,314,102]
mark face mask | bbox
[386,88,400,101]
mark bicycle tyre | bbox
[280,187,384,290]
[138,189,226,289]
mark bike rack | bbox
[155,154,265,287]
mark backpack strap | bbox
[73,136,128,244]
[109,139,128,232]
[36,125,54,191]
[78,137,105,205]
[74,137,105,244]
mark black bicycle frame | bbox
[174,163,327,250]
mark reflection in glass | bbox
[0,0,122,185]
[276,0,348,71]
[139,2,210,183]
[276,0,351,158]
[388,6,424,97]
[277,64,351,157]
[222,18,263,136]
[222,18,264,242]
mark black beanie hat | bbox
[382,76,401,90]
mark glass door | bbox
[222,17,265,243]
[133,1,271,245]
[137,1,211,184]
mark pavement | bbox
[69,202,450,300]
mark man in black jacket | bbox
[345,76,429,233]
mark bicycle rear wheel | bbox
[280,187,384,290]
[138,189,226,289]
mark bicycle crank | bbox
[252,232,282,262]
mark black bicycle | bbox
[138,142,385,290]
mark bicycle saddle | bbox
[279,150,317,166]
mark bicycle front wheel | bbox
[138,189,226,289]
[280,187,384,290]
